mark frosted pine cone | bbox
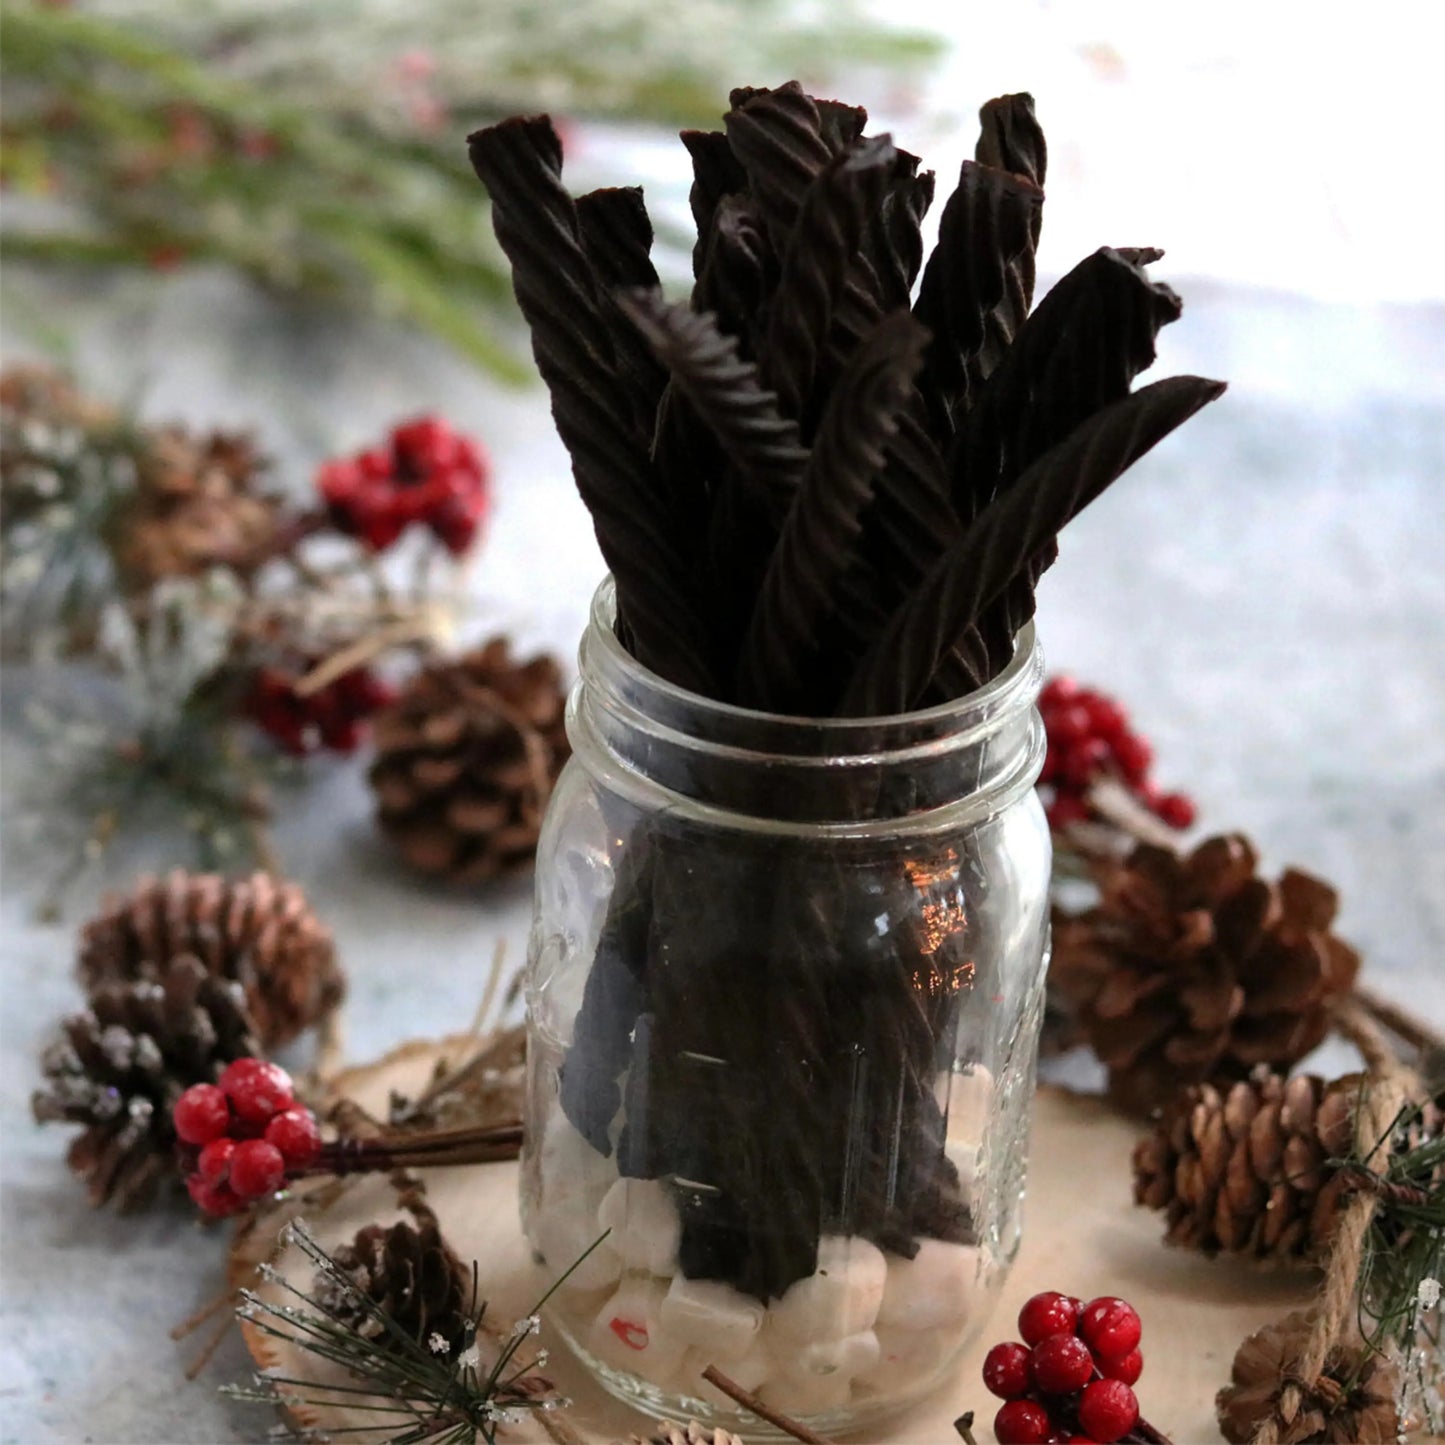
[32,954,259,1210]
[78,870,343,1048]
[317,1198,472,1357]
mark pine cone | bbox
[315,1198,472,1356]
[1051,835,1361,1114]
[369,639,570,882]
[1217,1311,1400,1443]
[617,1426,746,1445]
[77,870,343,1049]
[114,425,284,589]
[31,953,259,1210]
[1133,1067,1359,1262]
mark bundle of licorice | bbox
[469,82,1222,717]
[470,83,1224,1302]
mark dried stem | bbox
[304,1121,523,1179]
[700,1365,839,1444]
[953,1411,978,1444]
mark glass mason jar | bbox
[523,580,1052,1437]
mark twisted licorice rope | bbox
[679,128,748,284]
[843,374,1226,715]
[736,310,928,711]
[468,118,715,693]
[956,247,1181,663]
[913,161,1043,433]
[870,160,935,312]
[1246,995,1418,1445]
[950,246,1182,522]
[724,82,836,253]
[617,289,807,524]
[974,91,1049,378]
[761,135,899,427]
[574,186,668,434]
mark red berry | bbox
[1077,1379,1138,1442]
[1046,794,1090,831]
[1099,1347,1143,1386]
[982,1341,1032,1399]
[1109,731,1153,783]
[173,1083,231,1145]
[994,1399,1053,1444]
[1029,1332,1094,1394]
[1083,693,1127,739]
[228,1139,287,1199]
[265,1108,322,1168]
[186,1173,244,1217]
[1063,736,1111,788]
[1040,676,1081,710]
[196,1137,236,1185]
[1155,791,1197,830]
[391,415,456,475]
[1079,1297,1142,1362]
[1048,704,1093,746]
[1019,1291,1081,1347]
[219,1058,293,1127]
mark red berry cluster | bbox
[247,664,397,756]
[1038,677,1196,834]
[317,415,490,555]
[983,1292,1145,1444]
[173,1059,321,1217]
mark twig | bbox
[170,1287,235,1341]
[293,613,445,696]
[182,1311,235,1380]
[1084,776,1182,850]
[953,1411,978,1443]
[1350,982,1445,1060]
[700,1365,839,1444]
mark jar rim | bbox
[586,576,1042,736]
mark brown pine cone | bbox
[1217,1311,1400,1443]
[1051,835,1360,1114]
[369,638,570,882]
[1133,1067,1359,1262]
[77,870,343,1048]
[314,1198,472,1356]
[617,1426,745,1445]
[31,953,259,1210]
[114,425,285,590]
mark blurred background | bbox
[2,3,1441,1440]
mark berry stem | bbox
[952,1411,979,1444]
[300,1120,523,1178]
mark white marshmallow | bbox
[533,1206,621,1293]
[876,1239,982,1332]
[539,1110,614,1207]
[660,1275,765,1360]
[596,1176,681,1276]
[679,1343,772,1409]
[791,1329,880,1379]
[587,1277,688,1388]
[769,1236,887,1342]
[856,1322,953,1395]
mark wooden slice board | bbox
[234,1037,1340,1444]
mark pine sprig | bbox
[227,1219,609,1444]
[1353,1090,1445,1372]
[1,1,937,377]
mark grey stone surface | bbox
[1,267,1442,1443]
